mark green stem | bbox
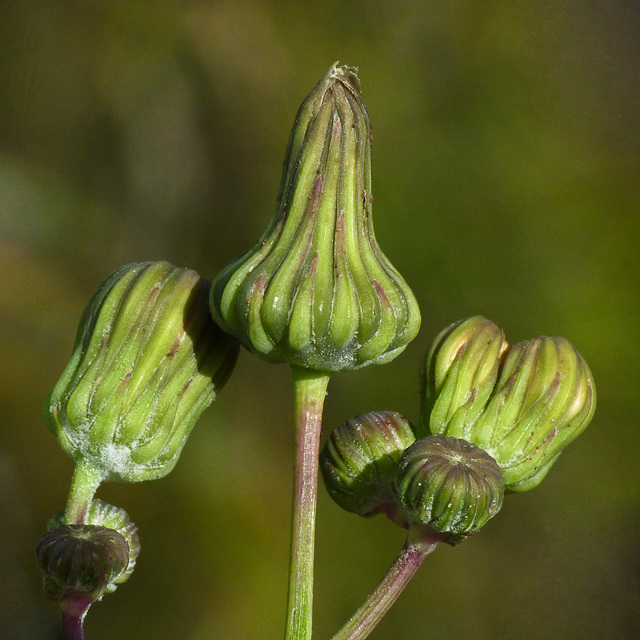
[331,529,443,640]
[64,460,104,524]
[284,365,331,640]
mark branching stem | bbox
[331,529,443,640]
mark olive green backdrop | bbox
[1,1,638,639]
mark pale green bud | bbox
[420,316,507,439]
[396,436,504,545]
[469,336,596,491]
[320,411,416,520]
[211,64,421,372]
[44,262,239,483]
[423,317,596,492]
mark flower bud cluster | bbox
[321,411,504,545]
[420,316,596,491]
[321,317,596,543]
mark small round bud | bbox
[469,336,596,491]
[44,261,239,483]
[211,64,420,372]
[46,500,140,593]
[320,411,416,519]
[396,436,504,545]
[420,316,507,439]
[35,524,129,601]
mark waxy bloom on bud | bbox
[422,318,596,492]
[395,435,504,546]
[44,262,239,483]
[320,411,416,519]
[211,64,420,372]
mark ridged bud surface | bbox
[211,64,421,372]
[420,316,507,439]
[44,262,239,482]
[469,336,596,491]
[396,436,504,545]
[48,500,141,593]
[35,524,130,601]
[320,411,416,518]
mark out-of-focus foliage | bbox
[1,1,638,639]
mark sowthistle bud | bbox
[422,317,596,491]
[211,64,420,372]
[395,435,504,545]
[46,500,140,593]
[36,524,130,602]
[320,411,416,520]
[44,261,239,484]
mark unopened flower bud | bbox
[396,436,504,545]
[420,316,507,439]
[211,64,420,372]
[469,336,596,491]
[48,500,141,593]
[44,261,239,483]
[35,524,130,601]
[320,411,416,519]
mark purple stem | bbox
[331,529,443,640]
[60,596,92,640]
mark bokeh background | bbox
[1,1,639,638]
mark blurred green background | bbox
[1,1,639,638]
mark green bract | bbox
[44,261,239,483]
[422,317,596,491]
[211,64,421,372]
[320,411,416,519]
[396,435,504,546]
[421,316,507,437]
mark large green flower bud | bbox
[420,316,507,439]
[44,262,239,483]
[211,64,421,372]
[469,336,596,491]
[396,436,504,546]
[47,500,140,593]
[320,411,416,520]
[35,524,130,602]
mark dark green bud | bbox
[44,262,239,483]
[320,411,416,520]
[468,336,596,491]
[35,524,130,601]
[48,500,141,593]
[211,64,421,372]
[396,436,504,545]
[420,316,507,439]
